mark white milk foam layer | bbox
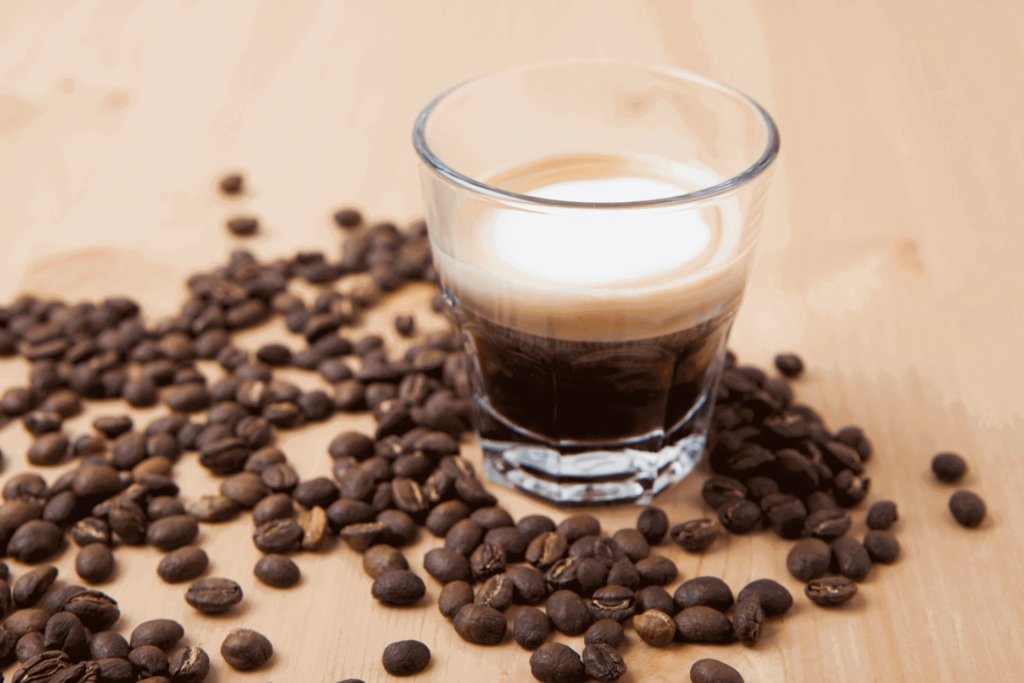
[432,155,750,342]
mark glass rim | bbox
[413,59,780,210]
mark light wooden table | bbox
[1,2,1022,681]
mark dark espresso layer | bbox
[455,302,738,445]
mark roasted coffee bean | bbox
[674,606,734,643]
[188,495,239,523]
[334,379,366,411]
[423,547,471,584]
[219,173,244,194]
[932,453,968,483]
[737,579,793,618]
[513,606,550,650]
[470,542,506,581]
[336,468,374,502]
[376,509,417,546]
[525,531,568,570]
[690,658,744,683]
[774,352,804,377]
[298,506,328,550]
[157,547,209,583]
[75,544,114,584]
[363,545,409,579]
[453,474,496,510]
[13,566,58,608]
[40,585,85,616]
[16,632,45,663]
[425,500,469,537]
[40,490,75,526]
[702,476,748,509]
[329,433,375,463]
[219,472,269,509]
[93,415,133,439]
[27,433,69,466]
[580,620,622,650]
[635,506,669,545]
[146,515,199,551]
[556,514,600,544]
[611,529,649,562]
[108,500,147,545]
[763,494,808,539]
[438,580,474,620]
[730,599,765,646]
[13,650,71,681]
[381,639,430,677]
[832,537,872,581]
[577,558,610,596]
[670,518,719,553]
[635,555,678,587]
[950,490,986,527]
[674,577,734,612]
[23,411,62,435]
[603,559,637,592]
[471,506,514,530]
[529,642,586,683]
[2,387,35,416]
[221,629,273,670]
[169,645,211,683]
[244,447,286,473]
[253,554,300,588]
[325,499,373,532]
[582,643,626,682]
[484,527,529,563]
[226,216,259,237]
[866,500,899,530]
[124,377,159,407]
[544,557,580,594]
[786,538,831,581]
[333,208,362,228]
[89,631,130,660]
[185,577,242,614]
[339,522,389,551]
[833,469,870,507]
[4,474,48,504]
[371,570,425,605]
[73,466,124,500]
[859,532,899,567]
[517,514,556,543]
[130,645,170,677]
[635,585,677,616]
[631,609,675,647]
[165,385,210,413]
[546,589,592,636]
[476,573,514,611]
[804,508,851,542]
[63,590,120,630]
[717,499,761,534]
[589,585,636,622]
[130,619,184,651]
[253,519,303,554]
[263,401,301,428]
[453,603,507,645]
[4,608,50,639]
[806,576,858,606]
[506,564,548,605]
[8,520,63,562]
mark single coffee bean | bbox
[674,606,734,643]
[221,629,273,670]
[43,611,88,657]
[23,411,62,436]
[362,544,409,579]
[329,431,375,461]
[635,506,669,544]
[635,555,678,587]
[950,490,986,527]
[298,506,328,551]
[371,570,425,606]
[89,631,130,660]
[254,493,296,526]
[805,576,858,606]
[27,433,69,466]
[75,544,114,584]
[376,509,417,546]
[4,608,50,639]
[581,620,622,650]
[40,585,85,616]
[93,415,133,439]
[863,531,901,563]
[13,650,71,681]
[146,515,199,551]
[124,376,159,407]
[786,538,831,582]
[546,589,592,636]
[8,520,63,562]
[130,619,184,651]
[763,494,808,539]
[220,472,269,509]
[476,573,514,612]
[932,452,968,483]
[157,547,208,583]
[252,519,303,554]
[471,506,514,530]
[701,476,748,509]
[526,531,568,570]
[168,645,211,683]
[423,547,472,584]
[611,528,649,562]
[831,537,872,582]
[670,518,720,553]
[504,564,548,605]
[333,208,362,228]
[185,577,242,614]
[517,514,556,543]
[254,554,300,588]
[582,642,626,682]
[634,608,676,647]
[13,566,58,608]
[513,606,550,650]
[382,639,430,677]
[717,499,761,534]
[165,385,210,413]
[226,216,259,237]
[737,578,793,618]
[469,542,507,582]
[636,586,677,616]
[16,632,45,663]
[438,580,474,619]
[833,469,870,507]
[804,508,852,543]
[690,658,745,683]
[425,500,470,538]
[339,522,389,551]
[589,585,636,623]
[62,590,120,630]
[866,500,899,530]
[453,603,507,645]
[774,352,804,377]
[730,599,765,645]
[131,645,171,677]
[674,577,734,612]
[556,514,600,544]
[529,642,586,683]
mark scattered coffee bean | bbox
[804,508,851,543]
[89,631,130,660]
[674,606,734,643]
[15,632,45,663]
[371,570,425,606]
[362,544,409,579]
[717,499,761,534]
[546,589,592,636]
[453,603,507,645]
[221,629,273,670]
[634,555,678,587]
[670,518,719,553]
[394,315,415,337]
[438,580,474,620]
[254,554,301,588]
[863,531,901,564]
[185,577,242,614]
[786,538,831,582]
[611,528,649,562]
[932,452,967,483]
[950,490,986,527]
[75,544,115,584]
[253,518,303,554]
[635,586,677,616]
[730,599,764,645]
[333,208,362,228]
[146,515,199,551]
[8,520,63,562]
[701,476,747,509]
[226,216,259,237]
[131,644,171,676]
[690,658,744,683]
[62,590,120,631]
[589,585,636,622]
[476,573,513,611]
[169,645,211,683]
[469,542,507,582]
[130,619,184,651]
[424,547,472,584]
[736,579,793,618]
[513,606,550,650]
[158,547,209,583]
[866,500,899,530]
[832,537,872,582]
[582,642,626,682]
[13,565,58,608]
[633,609,676,647]
[635,506,669,545]
[382,639,430,676]
[674,577,734,612]
[774,353,804,377]
[583,619,624,649]
[219,173,244,194]
[805,577,858,606]
[529,642,585,683]
[556,514,600,544]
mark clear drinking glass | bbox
[413,60,779,505]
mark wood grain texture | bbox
[1,1,1022,681]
